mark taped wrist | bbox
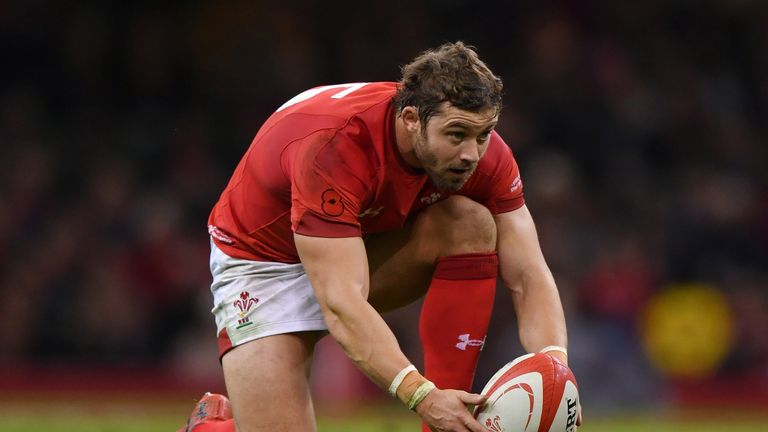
[395,370,430,406]
[408,381,437,410]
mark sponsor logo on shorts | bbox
[456,333,486,351]
[234,291,259,329]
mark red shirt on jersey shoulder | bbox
[208,82,524,263]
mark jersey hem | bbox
[211,237,301,263]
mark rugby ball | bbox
[474,353,579,432]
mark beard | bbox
[414,133,477,192]
[426,164,476,192]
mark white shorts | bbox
[209,240,328,358]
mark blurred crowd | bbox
[1,0,767,411]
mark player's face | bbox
[413,104,498,192]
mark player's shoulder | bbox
[255,82,395,149]
[276,82,397,119]
[258,82,396,145]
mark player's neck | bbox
[394,115,422,169]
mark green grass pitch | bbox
[1,396,765,432]
[1,414,766,432]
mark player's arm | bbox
[294,234,487,432]
[494,204,569,365]
[294,234,407,386]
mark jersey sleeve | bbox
[289,129,375,238]
[470,132,525,214]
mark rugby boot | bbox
[177,392,233,432]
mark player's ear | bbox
[400,106,421,133]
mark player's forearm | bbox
[320,293,411,389]
[495,207,569,362]
[294,234,421,396]
[504,266,568,356]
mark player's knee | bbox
[417,195,497,256]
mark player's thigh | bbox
[365,196,497,313]
[222,331,324,432]
[208,240,330,430]
[365,221,435,312]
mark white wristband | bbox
[388,365,417,397]
[539,345,568,356]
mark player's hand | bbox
[414,388,487,432]
[544,350,568,366]
[541,351,581,428]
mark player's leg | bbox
[366,196,498,432]
[221,331,323,432]
[181,332,321,432]
[184,242,330,432]
[366,194,497,311]
[367,194,498,379]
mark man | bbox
[183,42,575,432]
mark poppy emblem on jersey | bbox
[321,189,344,216]
[234,291,259,329]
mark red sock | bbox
[190,419,235,432]
[419,253,497,431]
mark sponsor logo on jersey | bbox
[358,206,384,218]
[510,176,522,192]
[420,192,442,205]
[208,225,235,244]
[234,291,259,329]
[456,333,486,351]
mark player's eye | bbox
[448,131,465,141]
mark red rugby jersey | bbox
[208,82,524,263]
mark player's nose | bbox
[459,142,480,164]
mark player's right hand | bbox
[414,388,487,432]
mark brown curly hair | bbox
[393,41,503,128]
